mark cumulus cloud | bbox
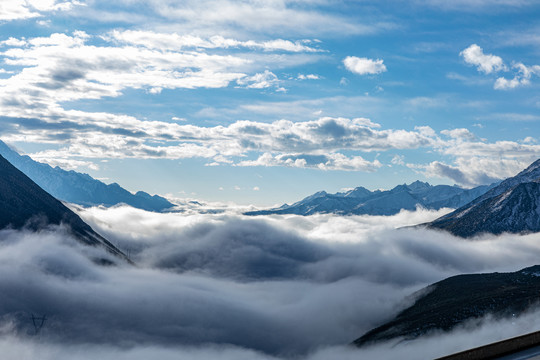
[494,62,540,90]
[237,152,383,171]
[460,44,540,90]
[410,156,530,187]
[1,116,437,171]
[460,44,506,74]
[440,128,475,140]
[343,56,387,75]
[406,125,540,187]
[0,30,331,170]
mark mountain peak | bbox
[344,186,371,198]
[407,180,431,191]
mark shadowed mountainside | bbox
[0,153,127,260]
[354,265,540,347]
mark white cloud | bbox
[297,74,320,80]
[237,152,383,171]
[494,62,540,90]
[391,154,405,166]
[440,128,476,141]
[343,56,387,75]
[411,156,534,187]
[460,44,505,74]
[0,31,251,108]
[106,30,323,53]
[0,0,81,21]
[95,0,389,38]
[459,45,540,90]
[0,30,324,112]
[52,207,540,358]
[1,31,537,181]
[0,37,27,47]
[236,70,281,90]
[2,204,540,359]
[1,116,438,171]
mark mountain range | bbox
[0,153,127,261]
[245,181,494,216]
[426,159,540,237]
[0,140,174,212]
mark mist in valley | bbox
[2,206,540,359]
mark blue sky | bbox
[1,0,540,206]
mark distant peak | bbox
[409,180,428,187]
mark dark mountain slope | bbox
[0,154,127,259]
[0,140,174,212]
[354,265,540,347]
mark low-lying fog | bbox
[2,205,540,359]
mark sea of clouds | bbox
[3,206,540,359]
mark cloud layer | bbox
[0,31,538,186]
[2,206,540,359]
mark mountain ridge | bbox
[245,181,494,216]
[0,140,174,212]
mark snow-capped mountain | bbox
[427,159,540,237]
[0,140,174,212]
[245,181,493,216]
[0,154,127,260]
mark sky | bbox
[1,0,540,206]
